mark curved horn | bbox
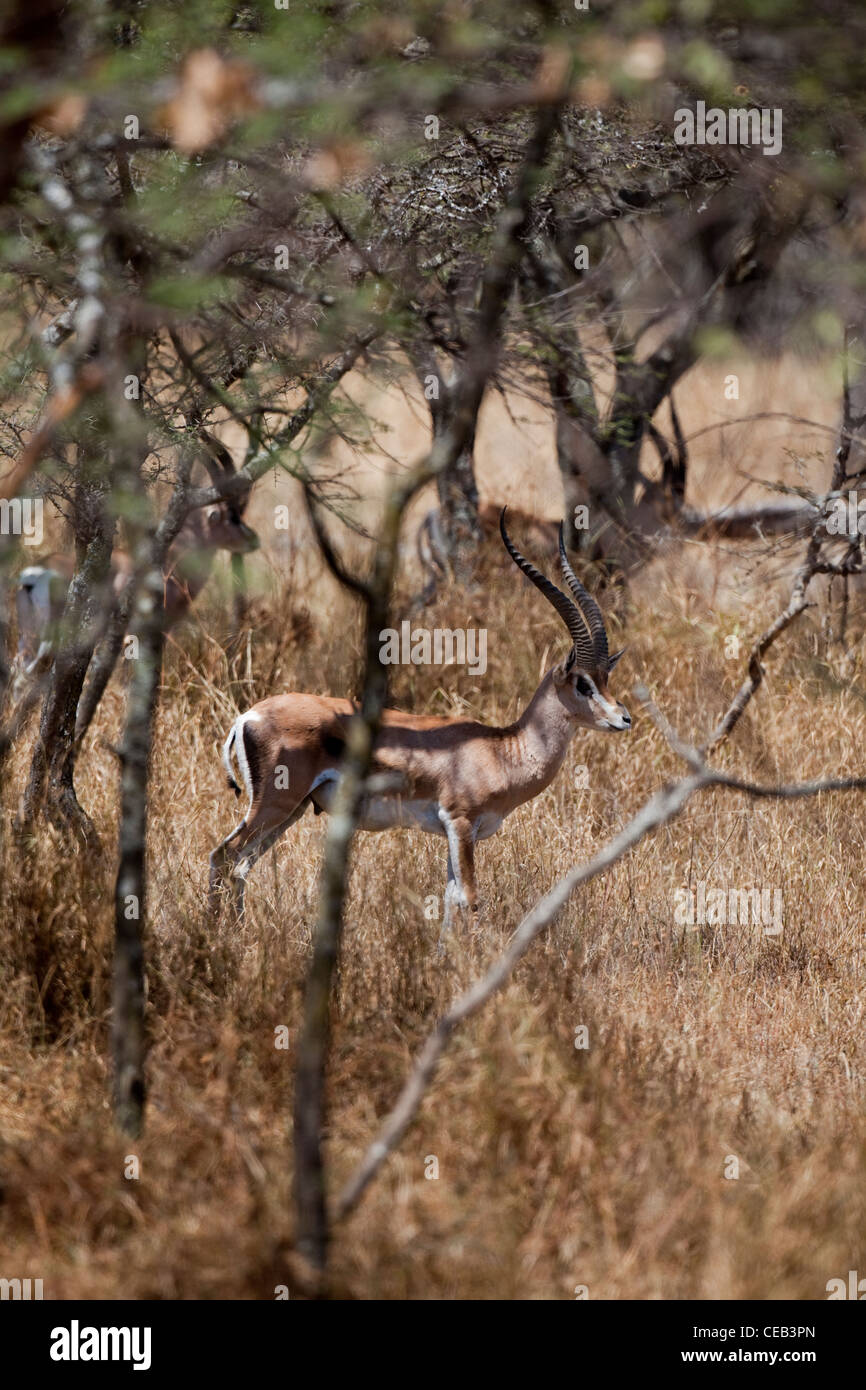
[499,508,595,669]
[557,523,609,668]
[200,430,250,516]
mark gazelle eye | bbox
[575,675,594,699]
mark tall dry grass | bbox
[0,355,864,1299]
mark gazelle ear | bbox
[552,650,576,685]
[607,647,626,672]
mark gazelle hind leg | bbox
[209,816,248,916]
[209,799,308,918]
[232,803,309,919]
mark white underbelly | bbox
[308,771,504,839]
[358,797,445,833]
[309,771,446,835]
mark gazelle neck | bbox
[502,669,576,805]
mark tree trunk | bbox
[435,394,480,586]
[74,592,130,746]
[413,349,482,591]
[18,503,113,845]
[112,563,165,1137]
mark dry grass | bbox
[1,355,865,1300]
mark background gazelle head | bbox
[198,430,260,556]
[499,507,631,733]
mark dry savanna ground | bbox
[1,353,864,1299]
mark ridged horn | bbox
[558,523,609,669]
[499,508,596,670]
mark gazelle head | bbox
[199,430,259,554]
[499,507,631,733]
[202,502,259,554]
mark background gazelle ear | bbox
[608,648,626,671]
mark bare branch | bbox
[336,698,866,1222]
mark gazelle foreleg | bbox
[440,851,460,946]
[437,809,479,945]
